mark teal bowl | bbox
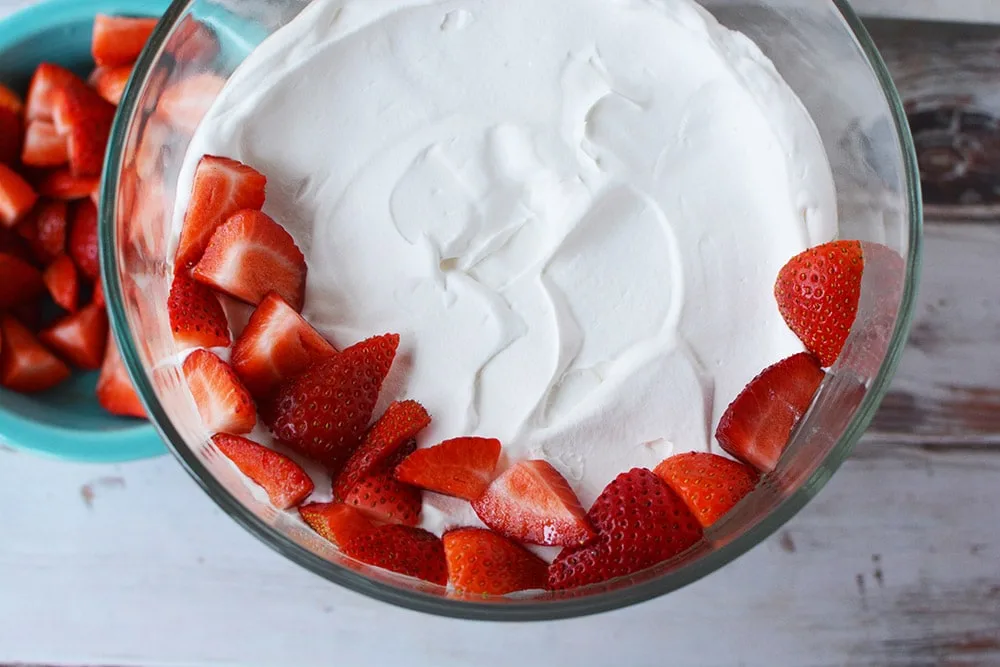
[0,0,168,462]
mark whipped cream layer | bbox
[174,0,837,533]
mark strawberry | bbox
[775,240,864,367]
[231,292,336,400]
[174,155,266,268]
[653,452,760,528]
[68,198,100,280]
[42,254,79,312]
[51,83,116,178]
[443,527,549,596]
[91,15,159,68]
[715,352,825,472]
[0,226,35,264]
[0,163,39,227]
[91,278,104,307]
[548,468,703,590]
[89,65,133,106]
[212,433,314,510]
[343,461,423,527]
[471,460,595,547]
[39,302,108,369]
[21,120,68,167]
[35,169,100,200]
[394,436,502,501]
[167,271,231,349]
[333,400,431,500]
[0,83,23,166]
[342,524,447,586]
[300,502,376,547]
[96,331,145,418]
[9,301,42,331]
[135,115,170,181]
[19,199,68,264]
[0,252,44,309]
[25,63,84,122]
[269,333,399,470]
[0,315,71,393]
[182,349,256,435]
[166,15,220,65]
[192,210,306,311]
[156,73,224,135]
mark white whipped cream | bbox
[173,0,837,537]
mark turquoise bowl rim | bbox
[0,0,167,463]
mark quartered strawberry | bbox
[269,333,399,470]
[653,452,760,528]
[443,527,549,596]
[231,291,336,400]
[395,436,502,501]
[471,460,595,547]
[166,15,220,65]
[20,198,68,264]
[342,524,447,586]
[343,462,423,527]
[21,120,68,167]
[89,65,132,106]
[0,83,23,166]
[91,14,158,68]
[167,271,231,349]
[96,331,146,418]
[39,302,108,369]
[775,240,864,367]
[0,226,35,264]
[548,468,703,590]
[182,349,256,435]
[35,169,100,200]
[155,73,224,135]
[174,155,266,268]
[333,400,431,500]
[0,252,44,309]
[212,433,314,510]
[43,254,79,312]
[25,63,84,122]
[51,83,116,178]
[192,210,306,311]
[68,198,100,280]
[715,352,825,473]
[0,315,71,392]
[300,502,376,547]
[91,278,104,307]
[0,163,39,227]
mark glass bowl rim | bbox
[99,0,924,621]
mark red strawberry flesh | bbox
[300,502,376,547]
[51,83,116,178]
[394,436,502,501]
[43,255,79,312]
[0,315,71,393]
[91,15,158,68]
[22,120,69,167]
[653,452,759,528]
[212,433,314,510]
[0,163,39,227]
[443,527,549,596]
[68,198,100,280]
[0,252,44,309]
[96,331,146,418]
[183,349,257,435]
[167,271,231,349]
[39,302,108,370]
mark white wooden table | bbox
[2,1,999,665]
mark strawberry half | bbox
[0,315,71,393]
[39,302,108,370]
[35,169,99,200]
[21,120,68,167]
[0,163,39,227]
[231,291,336,400]
[20,199,68,264]
[89,65,133,106]
[91,14,158,68]
[653,452,760,528]
[182,349,256,435]
[333,400,431,500]
[167,271,231,349]
[343,461,423,527]
[68,198,100,280]
[775,240,864,367]
[156,73,224,135]
[548,468,703,590]
[300,502,376,547]
[96,331,146,418]
[91,278,105,308]
[192,210,306,311]
[715,352,825,472]
[394,436,502,501]
[471,460,595,547]
[342,524,447,586]
[443,527,549,596]
[0,83,22,166]
[0,252,44,309]
[51,83,116,178]
[174,155,266,268]
[43,254,79,312]
[25,63,84,122]
[269,333,399,470]
[212,433,314,510]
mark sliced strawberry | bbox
[471,460,595,547]
[0,163,39,227]
[0,83,23,166]
[300,502,376,547]
[212,433,314,510]
[174,155,266,268]
[43,254,79,312]
[51,83,116,178]
[167,271,231,349]
[192,210,306,311]
[166,15,220,65]
[231,291,336,400]
[0,252,44,308]
[343,463,423,527]
[39,302,108,369]
[96,331,146,418]
[135,115,171,181]
[269,333,399,471]
[394,436,501,501]
[91,277,105,307]
[91,14,158,68]
[0,315,71,393]
[25,63,84,122]
[182,349,256,435]
[342,524,447,586]
[68,198,100,280]
[156,73,224,135]
[89,65,133,106]
[333,400,431,500]
[443,527,549,596]
[0,226,36,264]
[35,169,100,200]
[653,452,760,528]
[716,352,825,472]
[19,198,68,264]
[21,120,68,167]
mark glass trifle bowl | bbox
[100,0,921,619]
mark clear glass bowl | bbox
[100,0,922,620]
